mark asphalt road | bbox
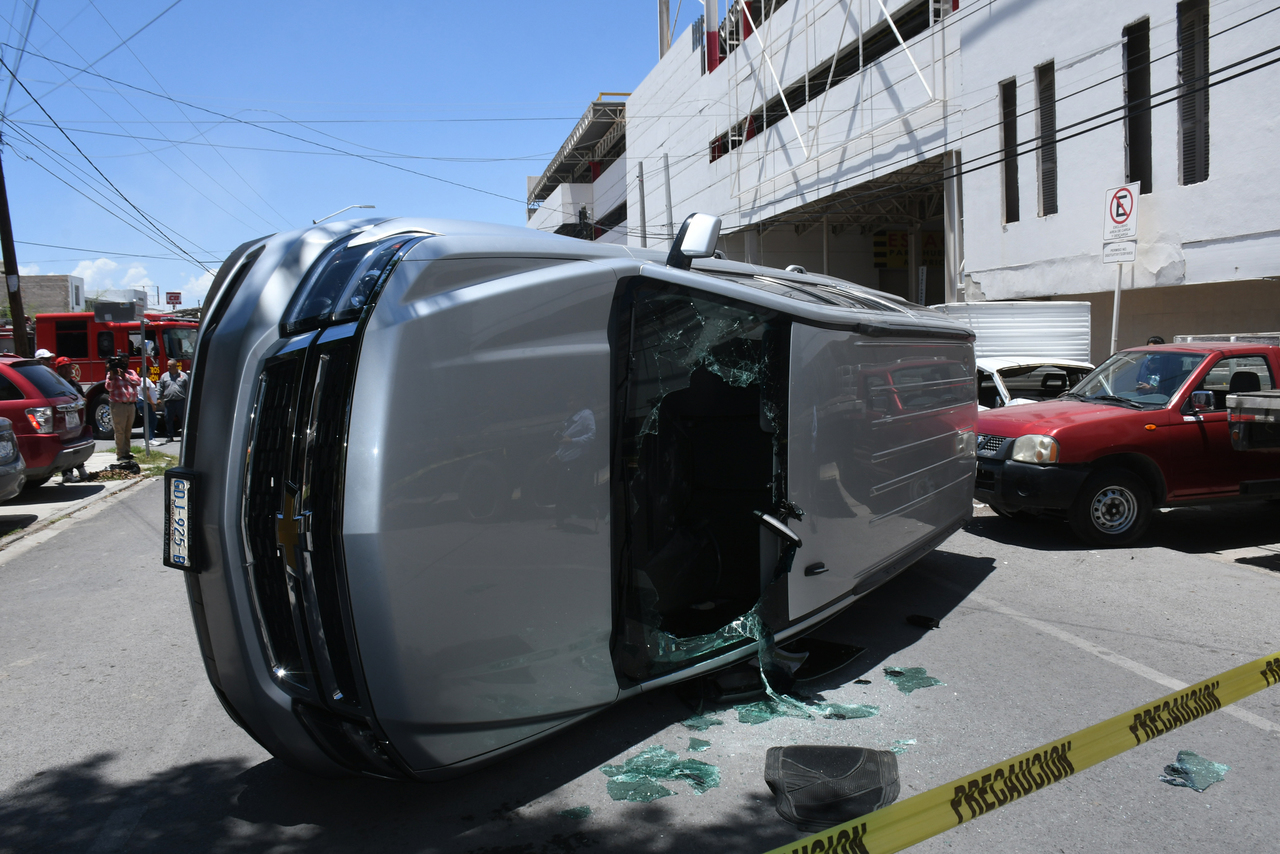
[0,480,1277,853]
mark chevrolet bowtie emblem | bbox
[276,483,308,576]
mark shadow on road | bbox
[0,513,37,537]
[0,553,997,853]
[8,483,106,506]
[966,500,1280,565]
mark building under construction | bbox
[527,0,1280,359]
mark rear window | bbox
[11,363,80,399]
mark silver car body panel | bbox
[179,216,977,780]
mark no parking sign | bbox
[1103,183,1140,242]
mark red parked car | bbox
[0,355,94,488]
[974,340,1280,545]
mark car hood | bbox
[976,398,1147,437]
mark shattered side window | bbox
[613,281,792,683]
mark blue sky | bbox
[0,0,705,308]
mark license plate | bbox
[164,467,198,571]
[65,410,80,431]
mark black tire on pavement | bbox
[1069,468,1152,546]
[91,394,114,440]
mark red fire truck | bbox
[34,312,198,438]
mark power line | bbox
[5,0,185,117]
[1,0,37,114]
[15,237,222,261]
[0,53,212,271]
[83,0,287,231]
[4,121,559,161]
[1,44,532,204]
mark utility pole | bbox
[0,139,29,357]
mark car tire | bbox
[91,394,114,440]
[1069,468,1151,546]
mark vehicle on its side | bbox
[975,339,1280,545]
[0,356,93,488]
[0,417,27,499]
[167,214,978,781]
[976,357,1094,409]
[34,311,197,438]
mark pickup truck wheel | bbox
[1069,469,1151,546]
[91,394,114,440]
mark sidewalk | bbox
[0,435,177,551]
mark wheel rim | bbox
[1089,485,1138,534]
[95,403,112,435]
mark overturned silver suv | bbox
[165,214,977,780]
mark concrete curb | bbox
[0,474,154,553]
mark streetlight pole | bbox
[0,138,30,357]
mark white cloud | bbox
[72,258,122,295]
[17,264,39,276]
[121,263,153,292]
[181,271,215,307]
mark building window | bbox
[1124,19,1153,194]
[1000,78,1020,223]
[1178,0,1209,185]
[1035,62,1058,216]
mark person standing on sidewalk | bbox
[157,359,188,443]
[53,357,90,484]
[105,357,140,462]
[135,373,159,442]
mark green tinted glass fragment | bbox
[734,697,877,725]
[606,777,675,802]
[558,806,592,820]
[688,737,711,752]
[884,666,945,694]
[601,746,721,801]
[1158,750,1229,792]
[817,701,879,720]
[682,714,724,732]
[890,738,917,755]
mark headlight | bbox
[955,428,976,458]
[1011,434,1059,464]
[25,407,53,434]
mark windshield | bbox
[164,327,197,360]
[1071,350,1206,408]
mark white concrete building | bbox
[528,0,1280,361]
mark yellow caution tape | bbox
[763,651,1280,854]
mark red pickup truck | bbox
[974,339,1280,545]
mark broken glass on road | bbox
[601,745,721,801]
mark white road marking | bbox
[960,587,1280,737]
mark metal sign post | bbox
[141,312,151,459]
[1103,183,1140,354]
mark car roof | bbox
[1125,342,1279,356]
[976,356,1094,371]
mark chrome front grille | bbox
[243,336,363,710]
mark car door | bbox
[1163,355,1276,497]
[787,327,975,621]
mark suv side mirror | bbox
[1184,390,1214,413]
[666,213,723,271]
